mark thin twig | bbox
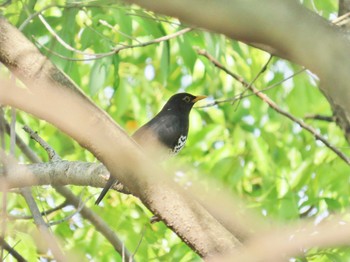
[49,194,93,226]
[332,11,350,25]
[126,12,182,27]
[115,27,193,52]
[83,22,118,45]
[35,14,193,61]
[304,114,335,122]
[99,19,142,44]
[233,55,273,110]
[38,14,92,56]
[2,122,41,163]
[197,67,306,108]
[19,3,59,31]
[244,55,273,93]
[261,67,306,92]
[55,186,134,261]
[0,237,26,262]
[10,108,16,155]
[19,2,121,31]
[7,201,68,220]
[131,225,147,261]
[23,125,61,162]
[20,188,67,260]
[198,49,350,166]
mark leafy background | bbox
[1,0,349,261]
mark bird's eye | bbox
[183,96,191,103]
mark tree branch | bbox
[0,236,26,262]
[7,201,68,221]
[36,13,192,61]
[19,188,67,261]
[1,161,126,192]
[2,116,132,259]
[55,186,133,260]
[198,49,350,166]
[4,93,67,261]
[0,17,240,257]
[18,126,132,261]
[211,213,350,261]
[127,0,350,144]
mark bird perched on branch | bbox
[95,93,206,205]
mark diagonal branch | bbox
[0,17,240,257]
[5,94,66,260]
[21,126,133,260]
[19,188,67,260]
[198,49,350,165]
[0,236,26,262]
[55,186,133,259]
[2,116,133,259]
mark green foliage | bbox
[0,0,349,261]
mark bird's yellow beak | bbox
[192,95,207,103]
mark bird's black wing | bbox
[133,114,183,150]
[151,114,183,149]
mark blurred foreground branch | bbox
[211,213,350,261]
[0,236,26,262]
[0,17,240,257]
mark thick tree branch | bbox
[211,213,350,261]
[0,116,125,191]
[339,0,350,16]
[0,18,240,257]
[0,160,126,192]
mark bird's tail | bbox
[95,177,116,205]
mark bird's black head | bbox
[162,93,206,114]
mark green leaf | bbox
[247,134,271,175]
[277,195,299,220]
[178,34,197,72]
[118,10,133,44]
[324,198,342,211]
[160,41,170,84]
[112,54,120,91]
[114,81,130,118]
[80,28,96,50]
[134,11,163,38]
[89,58,110,96]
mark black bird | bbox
[95,93,206,205]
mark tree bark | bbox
[339,0,350,16]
